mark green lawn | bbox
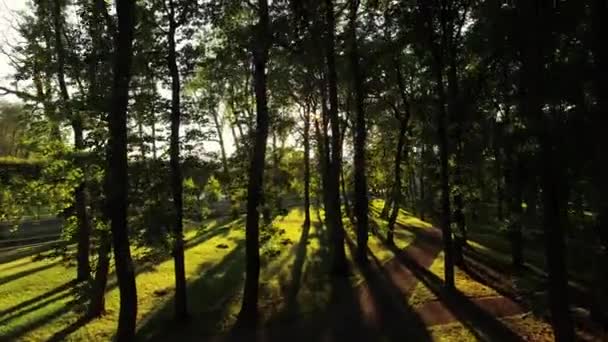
[0,206,417,341]
[1,203,566,341]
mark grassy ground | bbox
[1,201,577,341]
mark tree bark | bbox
[591,0,608,324]
[167,0,188,320]
[323,0,348,275]
[419,145,426,220]
[303,104,311,228]
[518,2,574,340]
[348,0,369,263]
[417,0,455,288]
[387,113,408,245]
[51,0,91,282]
[88,231,111,317]
[239,0,270,327]
[211,107,230,180]
[107,0,138,339]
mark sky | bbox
[0,0,27,102]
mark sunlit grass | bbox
[0,216,246,341]
[408,252,499,307]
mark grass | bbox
[408,252,500,307]
[1,201,581,341]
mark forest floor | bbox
[0,200,604,341]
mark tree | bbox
[348,0,369,263]
[50,0,91,282]
[323,0,348,275]
[516,1,574,339]
[166,0,188,320]
[239,0,270,327]
[107,0,138,339]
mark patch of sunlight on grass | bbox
[408,252,499,307]
[398,215,433,229]
[429,321,478,342]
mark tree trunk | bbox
[348,0,369,263]
[239,0,270,327]
[88,231,111,317]
[51,0,91,282]
[493,123,504,221]
[323,0,347,275]
[339,121,352,219]
[107,0,138,339]
[418,0,455,287]
[380,191,393,218]
[591,0,608,324]
[519,2,574,339]
[167,0,188,321]
[211,108,230,180]
[419,145,426,221]
[303,104,311,228]
[387,116,407,245]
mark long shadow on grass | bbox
[0,260,61,286]
[1,218,245,341]
[344,234,433,341]
[283,218,311,312]
[386,240,523,341]
[0,280,76,318]
[135,238,247,341]
[0,286,79,341]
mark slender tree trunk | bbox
[88,231,111,317]
[51,0,91,282]
[239,0,270,326]
[151,119,158,160]
[503,107,523,267]
[339,122,352,219]
[349,0,368,263]
[303,105,311,228]
[591,0,608,324]
[107,0,138,339]
[387,116,407,245]
[323,0,347,275]
[211,107,230,181]
[137,119,146,159]
[418,0,455,287]
[315,114,331,222]
[381,191,392,218]
[340,160,352,219]
[519,2,574,339]
[419,145,426,220]
[166,0,188,321]
[493,122,504,221]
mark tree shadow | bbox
[0,260,61,286]
[386,241,524,341]
[0,280,76,318]
[283,218,311,313]
[135,238,247,341]
[0,285,79,341]
[344,234,433,341]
